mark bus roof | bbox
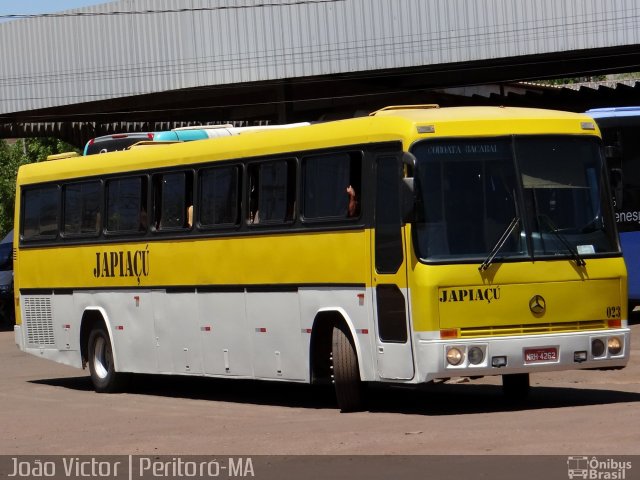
[19,106,599,185]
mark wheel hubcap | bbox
[93,336,110,379]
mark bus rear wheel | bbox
[502,373,530,401]
[87,326,127,393]
[331,323,365,412]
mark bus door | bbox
[372,154,415,381]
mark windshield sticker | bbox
[439,287,500,304]
[425,144,500,156]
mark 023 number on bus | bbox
[606,306,621,319]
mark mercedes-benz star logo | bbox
[529,295,546,315]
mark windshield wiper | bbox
[537,215,586,267]
[479,217,520,272]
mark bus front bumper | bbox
[415,328,630,383]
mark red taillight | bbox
[147,133,154,140]
[88,138,95,146]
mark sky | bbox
[0,0,110,17]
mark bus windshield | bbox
[412,135,619,263]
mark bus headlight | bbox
[468,346,484,365]
[607,337,623,355]
[446,347,464,366]
[591,338,606,357]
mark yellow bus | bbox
[13,105,630,411]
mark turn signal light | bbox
[440,329,458,339]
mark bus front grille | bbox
[458,320,608,338]
[24,297,55,346]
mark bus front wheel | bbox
[87,326,126,393]
[331,323,365,412]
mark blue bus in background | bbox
[587,107,640,308]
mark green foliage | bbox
[0,138,79,238]
[541,75,607,86]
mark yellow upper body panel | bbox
[17,106,600,186]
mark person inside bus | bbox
[249,169,260,224]
[347,184,358,217]
[249,184,260,224]
[139,206,148,231]
[187,205,193,228]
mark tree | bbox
[540,75,607,86]
[0,138,78,238]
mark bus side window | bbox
[199,165,240,228]
[152,171,193,230]
[22,186,60,241]
[248,159,296,225]
[302,152,362,220]
[105,176,148,234]
[63,180,101,237]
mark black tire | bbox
[331,323,365,412]
[502,373,530,401]
[87,326,127,393]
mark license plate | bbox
[524,347,558,364]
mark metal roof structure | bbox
[455,80,640,111]
[2,0,640,145]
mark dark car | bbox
[0,230,14,328]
